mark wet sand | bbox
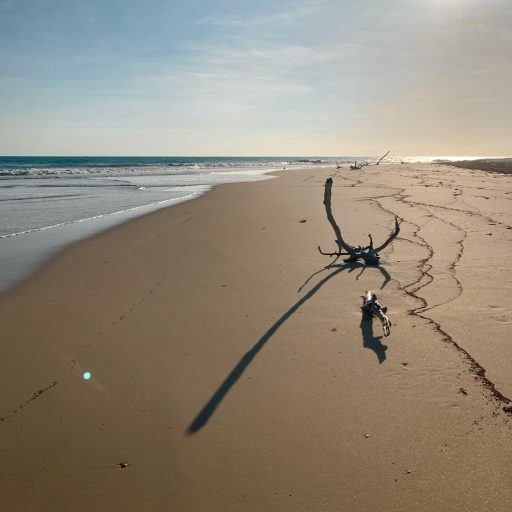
[1,163,511,511]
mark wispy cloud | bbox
[196,0,330,28]
[149,66,311,116]
[202,44,328,63]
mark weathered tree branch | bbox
[318,246,350,256]
[322,178,355,255]
[376,150,390,165]
[373,216,400,253]
[317,245,350,257]
[319,177,400,265]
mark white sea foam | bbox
[0,192,197,239]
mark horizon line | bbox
[1,154,510,159]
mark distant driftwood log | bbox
[318,177,400,265]
[376,150,390,165]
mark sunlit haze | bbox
[0,0,510,156]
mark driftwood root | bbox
[319,178,400,265]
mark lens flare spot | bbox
[83,372,91,380]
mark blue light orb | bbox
[83,371,92,380]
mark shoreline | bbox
[0,187,204,295]
[0,170,277,296]
[1,163,511,510]
[3,156,511,296]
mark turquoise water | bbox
[0,155,349,172]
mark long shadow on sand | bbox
[360,310,388,364]
[187,261,391,434]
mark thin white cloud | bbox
[190,43,336,69]
[196,0,331,28]
[151,68,311,110]
[196,14,245,27]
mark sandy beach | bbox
[1,162,511,511]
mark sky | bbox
[0,0,511,156]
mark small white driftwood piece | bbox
[362,291,391,337]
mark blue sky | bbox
[0,0,511,155]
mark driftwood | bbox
[318,178,400,265]
[362,290,391,336]
[350,160,363,170]
[376,150,390,165]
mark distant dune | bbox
[441,158,512,174]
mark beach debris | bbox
[330,327,337,332]
[118,462,129,469]
[350,161,363,170]
[458,387,468,396]
[502,405,512,414]
[318,178,400,265]
[362,291,391,337]
[299,218,307,223]
[364,434,371,438]
[401,362,408,367]
[376,149,391,165]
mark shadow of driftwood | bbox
[187,261,392,434]
[298,260,391,293]
[359,310,388,364]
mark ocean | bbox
[0,155,487,293]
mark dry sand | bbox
[1,163,511,511]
